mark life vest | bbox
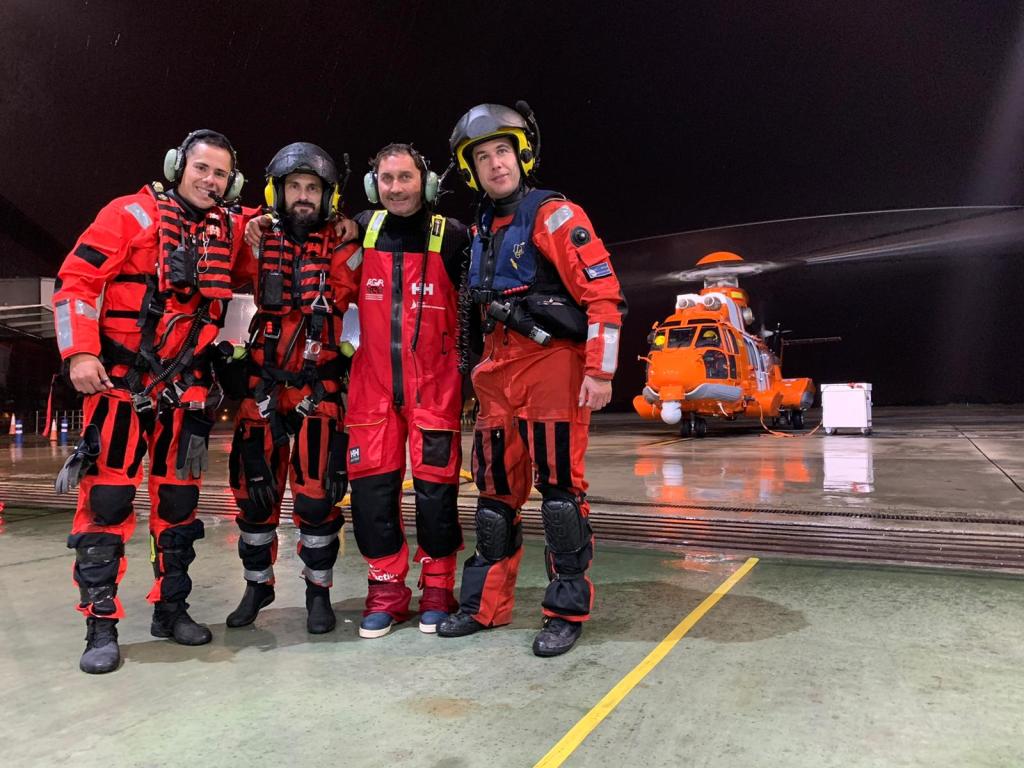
[468,188,563,297]
[250,226,345,442]
[255,228,335,315]
[152,184,234,300]
[99,184,234,412]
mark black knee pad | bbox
[413,478,463,557]
[236,498,274,524]
[540,491,591,554]
[351,471,404,558]
[89,485,135,526]
[156,484,200,524]
[293,493,334,528]
[475,499,522,562]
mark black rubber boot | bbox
[437,610,486,638]
[305,581,336,634]
[532,617,583,657]
[80,617,121,674]
[151,601,213,645]
[226,581,276,628]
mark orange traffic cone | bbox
[8,416,16,436]
[49,419,58,442]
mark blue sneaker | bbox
[359,611,395,638]
[419,610,449,634]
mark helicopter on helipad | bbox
[632,250,818,437]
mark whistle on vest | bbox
[486,300,552,346]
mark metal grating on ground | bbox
[2,481,1022,572]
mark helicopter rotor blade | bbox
[615,205,1024,288]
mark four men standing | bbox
[54,103,623,673]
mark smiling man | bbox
[439,103,627,657]
[331,143,470,639]
[53,129,246,673]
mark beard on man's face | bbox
[284,201,320,236]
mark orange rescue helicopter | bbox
[632,251,815,437]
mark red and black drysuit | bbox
[458,188,626,626]
[333,208,469,620]
[55,184,244,619]
[228,223,350,588]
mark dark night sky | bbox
[2,1,1023,405]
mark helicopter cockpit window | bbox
[665,327,696,348]
[695,327,721,348]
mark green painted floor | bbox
[1,507,1022,767]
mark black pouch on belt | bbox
[523,294,589,342]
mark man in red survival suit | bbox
[54,130,248,674]
[438,103,627,657]
[333,144,470,638]
[225,143,352,635]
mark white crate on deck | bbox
[821,382,872,435]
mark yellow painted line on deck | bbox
[533,556,760,768]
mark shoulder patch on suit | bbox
[123,202,152,229]
[544,204,574,234]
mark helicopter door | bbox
[744,338,769,391]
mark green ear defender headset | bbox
[163,129,245,203]
[363,144,440,206]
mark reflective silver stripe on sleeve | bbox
[240,530,277,546]
[74,299,98,320]
[587,323,600,341]
[55,300,74,351]
[544,205,574,234]
[302,566,333,587]
[601,325,620,374]
[299,532,338,549]
[123,203,152,229]
[243,566,274,583]
[346,247,363,270]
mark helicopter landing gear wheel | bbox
[680,416,694,438]
[824,427,836,436]
[694,417,708,438]
[790,410,805,430]
[860,427,872,436]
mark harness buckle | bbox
[256,396,274,420]
[294,396,316,418]
[131,392,155,414]
[302,338,323,362]
[263,320,281,340]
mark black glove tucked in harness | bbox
[175,410,214,481]
[239,430,277,515]
[55,423,101,494]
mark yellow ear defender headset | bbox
[262,142,346,222]
[163,129,245,203]
[363,143,440,206]
[449,100,541,191]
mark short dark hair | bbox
[184,129,236,168]
[371,142,428,180]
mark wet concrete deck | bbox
[1,405,1023,766]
